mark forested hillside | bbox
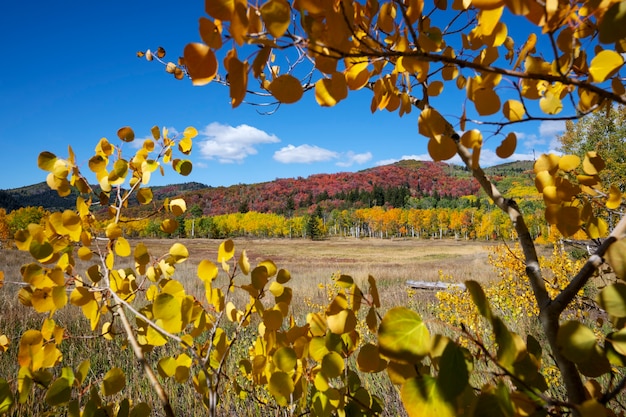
[0,160,533,215]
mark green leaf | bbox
[606,239,626,279]
[438,343,468,400]
[268,372,294,407]
[599,1,626,44]
[273,347,297,373]
[0,378,14,414]
[378,307,430,363]
[101,367,126,396]
[598,282,626,317]
[321,351,344,378]
[45,377,71,406]
[556,321,598,363]
[401,376,455,417]
[465,280,492,320]
[129,402,151,417]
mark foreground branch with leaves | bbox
[0,0,626,416]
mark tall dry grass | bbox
[0,237,501,416]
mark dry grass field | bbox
[0,237,508,416]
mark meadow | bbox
[0,237,508,416]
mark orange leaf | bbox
[269,75,303,103]
[183,43,218,86]
[224,50,249,108]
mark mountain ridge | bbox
[0,160,534,214]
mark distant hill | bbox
[0,160,534,215]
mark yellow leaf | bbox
[345,61,370,90]
[534,153,560,174]
[183,43,218,86]
[607,185,623,210]
[269,74,303,104]
[473,87,501,115]
[218,239,235,263]
[197,260,218,283]
[136,188,153,204]
[115,237,131,257]
[460,129,482,149]
[589,50,624,83]
[260,0,291,38]
[428,137,457,161]
[558,154,581,172]
[503,99,525,121]
[169,198,187,216]
[315,73,348,107]
[38,152,57,172]
[496,132,517,158]
[160,218,178,234]
[539,91,563,115]
[427,81,444,96]
[583,152,606,175]
[169,243,189,263]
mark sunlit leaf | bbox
[198,259,218,282]
[169,243,189,263]
[315,74,348,107]
[378,307,430,363]
[607,185,622,209]
[215,241,234,265]
[183,43,218,86]
[583,152,606,175]
[199,17,222,49]
[115,237,131,257]
[589,50,624,83]
[502,99,524,121]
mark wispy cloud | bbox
[274,145,372,166]
[539,120,566,138]
[336,151,372,167]
[274,144,338,163]
[197,122,280,163]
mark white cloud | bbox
[274,144,338,163]
[375,154,431,166]
[197,122,280,163]
[336,151,373,167]
[539,120,566,138]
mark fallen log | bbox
[406,280,466,291]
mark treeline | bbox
[111,203,552,242]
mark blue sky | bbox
[0,0,565,190]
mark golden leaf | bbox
[589,50,624,83]
[558,155,581,172]
[223,49,248,107]
[183,43,218,86]
[583,151,606,175]
[117,126,135,143]
[502,99,524,122]
[199,17,222,49]
[428,136,457,161]
[539,91,563,115]
[496,132,517,159]
[205,0,235,21]
[260,0,291,38]
[269,74,303,103]
[315,73,348,107]
[607,185,623,210]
